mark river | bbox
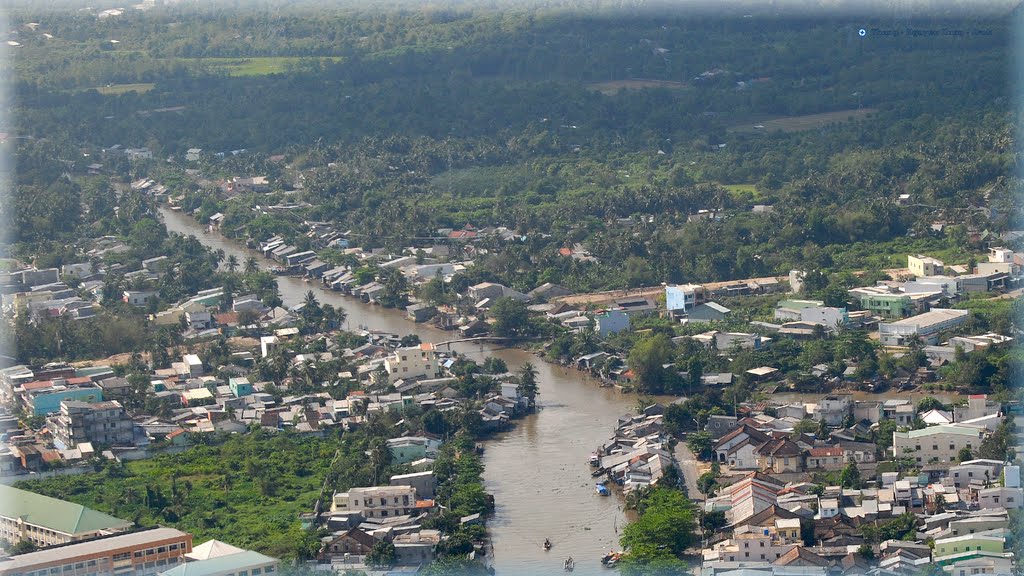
[159,207,635,575]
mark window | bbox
[157,547,166,554]
[933,445,939,451]
[239,571,248,576]
[381,510,389,517]
[380,498,387,505]
[265,567,275,573]
[169,545,178,551]
[253,569,262,575]
[76,565,84,570]
[950,444,956,450]
[744,543,749,548]
[759,542,765,547]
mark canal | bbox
[159,207,635,575]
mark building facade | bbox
[52,400,133,449]
[0,527,192,576]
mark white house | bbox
[384,343,441,384]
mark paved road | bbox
[674,440,705,504]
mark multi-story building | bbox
[383,344,440,384]
[813,395,852,426]
[0,485,133,548]
[892,424,987,464]
[665,284,706,316]
[908,254,945,277]
[20,381,103,417]
[331,485,419,519]
[0,527,191,576]
[51,400,133,449]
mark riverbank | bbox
[160,206,637,575]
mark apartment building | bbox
[51,400,133,449]
[0,485,132,549]
[0,527,192,576]
[893,424,986,464]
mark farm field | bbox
[728,108,877,133]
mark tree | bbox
[9,539,37,555]
[840,458,862,489]
[793,418,819,434]
[957,446,973,462]
[857,543,875,560]
[225,254,239,273]
[627,333,674,394]
[686,431,713,461]
[916,396,946,414]
[490,296,530,337]
[244,256,259,275]
[620,487,697,555]
[517,362,539,408]
[697,471,719,497]
[365,541,395,568]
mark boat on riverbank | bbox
[596,483,610,496]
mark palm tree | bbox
[243,256,259,275]
[225,255,239,273]
[303,290,320,310]
[517,362,539,409]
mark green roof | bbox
[0,485,132,535]
[159,551,277,576]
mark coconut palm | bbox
[243,256,259,275]
[225,255,239,273]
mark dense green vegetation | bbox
[618,486,696,576]
[9,5,1019,294]
[16,431,333,559]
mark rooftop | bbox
[0,485,132,536]
[0,528,188,572]
[160,551,277,576]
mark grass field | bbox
[94,83,155,95]
[188,56,344,76]
[728,108,877,133]
[587,79,689,95]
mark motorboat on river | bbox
[564,557,575,572]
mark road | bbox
[674,440,705,504]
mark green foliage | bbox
[840,459,863,489]
[489,297,531,337]
[620,486,697,556]
[685,432,713,461]
[15,431,339,560]
[627,333,676,394]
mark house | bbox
[0,485,133,548]
[806,446,846,471]
[665,284,706,315]
[707,415,740,440]
[613,297,658,318]
[318,528,377,560]
[390,471,437,500]
[385,436,441,465]
[527,283,573,302]
[687,302,731,322]
[185,148,202,161]
[713,425,772,465]
[383,344,440,384]
[594,309,630,338]
[332,485,418,518]
[123,290,158,307]
[756,438,803,473]
[813,395,852,426]
[879,309,970,346]
[406,303,437,323]
[955,395,1001,422]
[908,254,945,277]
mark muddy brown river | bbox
[159,207,635,575]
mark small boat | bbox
[589,452,600,467]
[596,483,610,496]
[543,539,552,551]
[591,469,605,478]
[601,552,622,567]
[564,557,574,572]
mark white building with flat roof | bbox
[879,309,970,346]
[893,424,986,464]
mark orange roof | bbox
[41,450,62,463]
[558,247,573,256]
[419,343,436,351]
[166,428,187,439]
[23,380,53,391]
[67,377,92,385]
[808,447,844,457]
[415,499,435,509]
